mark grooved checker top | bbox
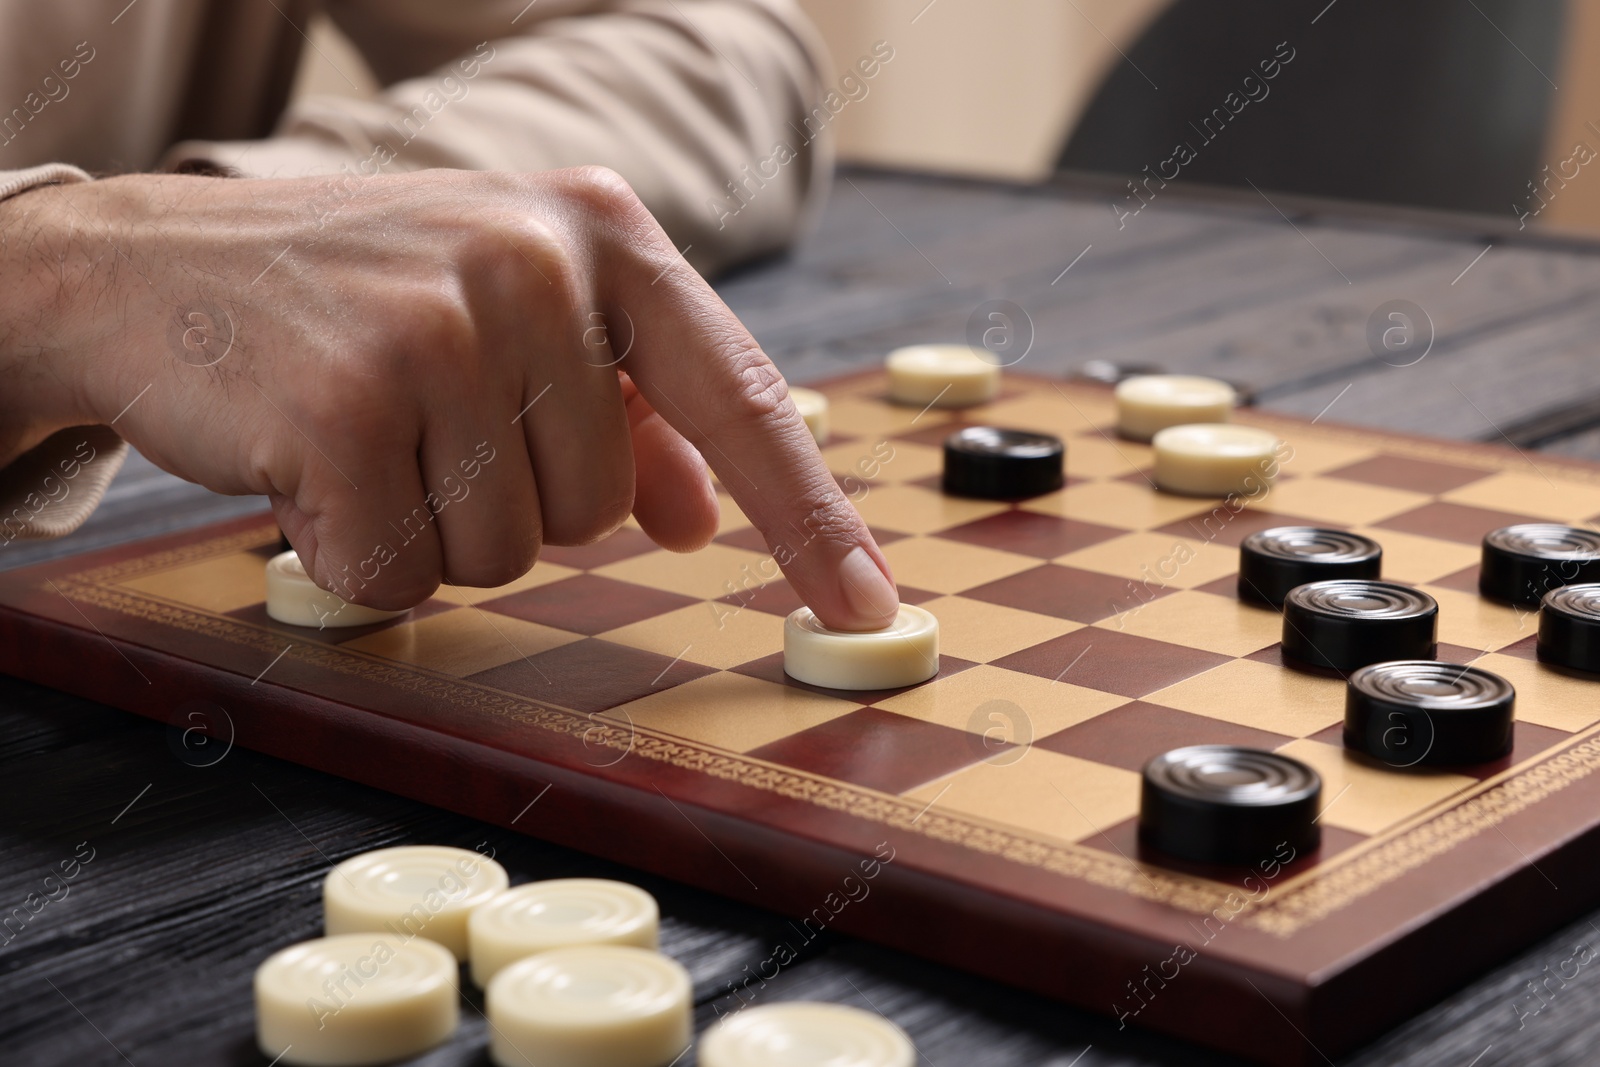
[7,371,1600,1066]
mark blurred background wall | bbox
[796,0,1166,182]
[294,0,1600,234]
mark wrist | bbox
[0,178,105,462]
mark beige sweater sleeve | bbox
[170,0,834,276]
[0,165,130,544]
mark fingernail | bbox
[838,545,900,629]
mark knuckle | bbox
[793,490,862,552]
[493,214,573,276]
[714,343,793,429]
[560,165,647,225]
[417,289,479,357]
[468,215,591,339]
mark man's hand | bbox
[0,167,899,629]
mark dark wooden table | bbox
[7,169,1600,1067]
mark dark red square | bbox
[467,638,715,712]
[1376,502,1544,546]
[1152,508,1341,548]
[747,707,993,793]
[892,419,989,448]
[1306,720,1570,781]
[1324,455,1493,495]
[1499,634,1540,661]
[1245,642,1348,678]
[1430,564,1483,595]
[480,574,697,636]
[732,650,976,702]
[1305,723,1344,748]
[1037,701,1294,772]
[962,564,1174,624]
[716,578,807,619]
[1113,468,1160,488]
[1500,721,1575,769]
[539,528,659,570]
[994,629,1230,697]
[713,526,774,554]
[935,511,1124,559]
[1195,574,1246,599]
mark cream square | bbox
[917,596,1081,662]
[1147,659,1344,738]
[712,492,754,536]
[1473,653,1600,733]
[820,440,943,485]
[596,543,771,600]
[875,664,1124,737]
[904,750,1141,843]
[608,671,858,753]
[1055,532,1238,590]
[1442,471,1600,524]
[971,394,1108,439]
[1274,738,1477,836]
[123,551,279,615]
[1346,526,1478,585]
[1096,590,1282,657]
[829,396,951,437]
[851,484,1009,535]
[878,538,1039,594]
[1267,435,1380,477]
[1417,585,1535,653]
[1254,478,1430,526]
[1064,435,1154,480]
[343,608,579,676]
[601,602,786,670]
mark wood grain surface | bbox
[6,169,1600,1066]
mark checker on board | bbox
[255,352,1600,872]
[13,352,1600,1064]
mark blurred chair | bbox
[1057,0,1565,217]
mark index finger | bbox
[600,234,899,632]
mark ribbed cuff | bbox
[162,132,376,179]
[0,426,128,543]
[0,162,93,201]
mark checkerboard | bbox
[6,370,1600,1065]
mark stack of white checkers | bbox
[253,844,915,1067]
[1113,373,1281,497]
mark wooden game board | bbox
[6,371,1600,1065]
